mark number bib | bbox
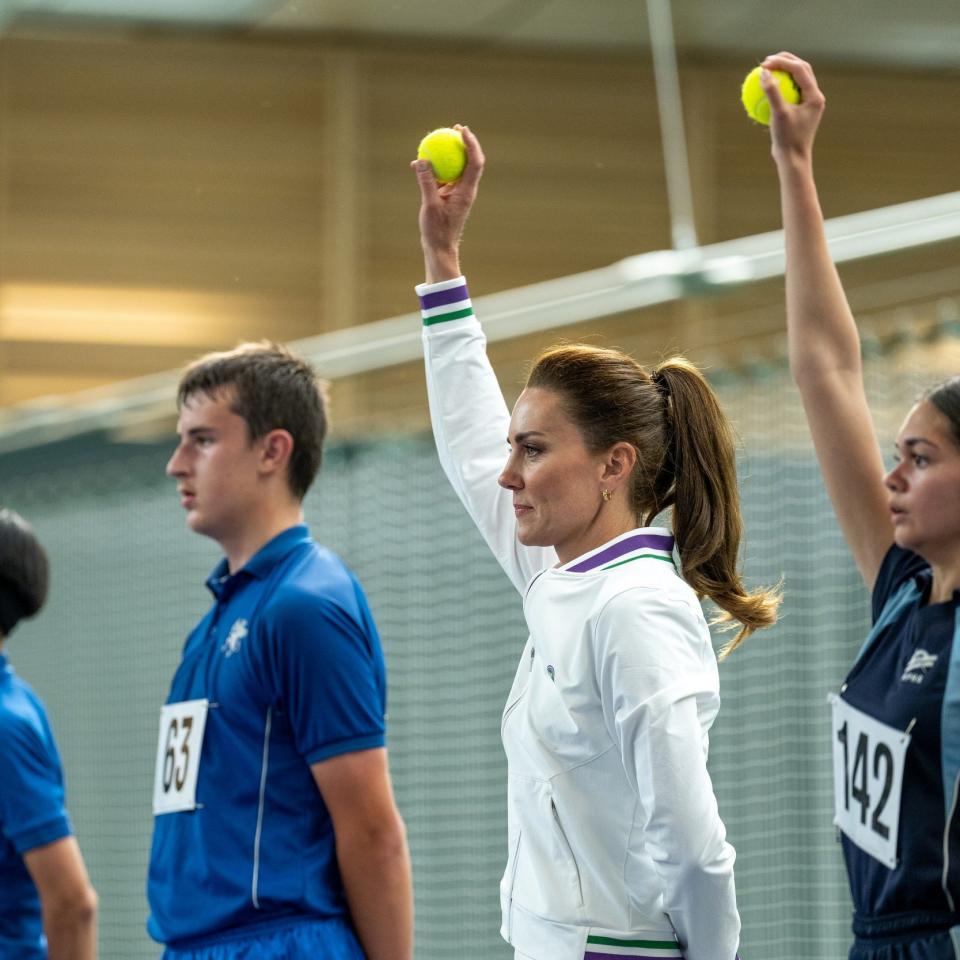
[829,693,911,869]
[152,699,210,815]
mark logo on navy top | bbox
[900,648,937,684]
[221,618,248,658]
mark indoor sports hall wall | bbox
[4,324,957,960]
[2,27,960,424]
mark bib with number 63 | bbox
[829,693,911,869]
[153,699,210,815]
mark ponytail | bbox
[652,359,781,656]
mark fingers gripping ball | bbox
[417,127,467,184]
[740,66,800,125]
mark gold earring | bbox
[602,488,612,502]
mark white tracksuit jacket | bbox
[418,276,741,960]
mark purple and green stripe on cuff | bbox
[419,281,473,326]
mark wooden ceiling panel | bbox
[1,32,959,431]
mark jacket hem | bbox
[502,900,680,960]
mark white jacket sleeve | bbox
[417,276,556,595]
[595,587,741,960]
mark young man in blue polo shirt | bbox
[0,508,99,960]
[149,343,412,960]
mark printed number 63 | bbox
[162,716,194,793]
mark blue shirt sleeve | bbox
[0,706,72,855]
[871,544,929,624]
[261,579,387,766]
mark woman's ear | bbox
[601,441,637,491]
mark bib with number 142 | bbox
[829,693,911,869]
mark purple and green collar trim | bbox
[417,278,473,326]
[564,532,676,574]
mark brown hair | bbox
[526,345,780,656]
[0,508,50,638]
[177,341,328,501]
[925,376,960,448]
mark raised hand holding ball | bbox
[741,66,800,125]
[417,127,467,184]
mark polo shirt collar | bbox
[0,652,11,681]
[206,524,311,596]
[911,567,960,607]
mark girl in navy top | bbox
[763,52,960,959]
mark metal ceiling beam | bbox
[646,0,698,251]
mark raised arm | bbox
[413,127,556,593]
[764,53,892,590]
[414,124,482,286]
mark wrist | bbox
[422,247,461,284]
[772,148,814,178]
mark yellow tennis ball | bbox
[740,66,800,125]
[417,127,467,184]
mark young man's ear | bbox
[259,429,295,478]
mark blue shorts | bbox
[850,913,960,960]
[161,916,365,960]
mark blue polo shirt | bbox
[147,525,387,948]
[840,545,960,927]
[0,653,73,959]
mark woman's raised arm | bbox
[766,53,892,590]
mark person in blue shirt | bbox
[763,53,960,958]
[0,507,98,960]
[149,342,412,960]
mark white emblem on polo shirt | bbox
[221,618,248,658]
[900,648,937,684]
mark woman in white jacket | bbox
[412,127,779,960]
